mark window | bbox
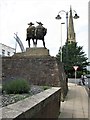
[7,51,10,56]
[70,34,71,38]
[2,49,5,56]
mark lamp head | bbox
[73,13,79,19]
[61,22,65,24]
[55,14,61,20]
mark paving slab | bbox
[58,83,89,119]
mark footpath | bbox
[58,83,89,119]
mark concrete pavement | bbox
[58,83,89,119]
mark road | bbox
[68,78,88,87]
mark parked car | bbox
[86,74,90,78]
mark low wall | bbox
[0,87,61,119]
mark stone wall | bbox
[2,56,60,86]
[57,62,68,100]
[2,48,68,100]
[1,87,61,119]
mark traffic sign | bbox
[73,66,78,71]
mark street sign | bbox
[73,66,78,71]
[73,66,78,86]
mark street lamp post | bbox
[55,7,79,80]
[61,22,65,62]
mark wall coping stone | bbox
[0,87,61,119]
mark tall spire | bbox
[68,6,76,43]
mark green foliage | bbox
[56,42,89,77]
[87,70,90,74]
[43,86,50,90]
[3,79,30,94]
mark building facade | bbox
[0,43,15,57]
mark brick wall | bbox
[2,55,68,100]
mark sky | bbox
[0,0,89,57]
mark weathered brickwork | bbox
[2,56,59,86]
[2,48,68,100]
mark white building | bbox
[0,43,15,57]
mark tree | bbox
[56,42,89,77]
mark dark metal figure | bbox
[35,22,47,48]
[26,22,36,48]
[26,22,47,48]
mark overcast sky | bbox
[0,0,89,57]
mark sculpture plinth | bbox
[26,47,50,56]
[13,47,50,57]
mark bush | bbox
[43,86,50,90]
[3,79,30,94]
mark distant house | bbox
[0,43,15,57]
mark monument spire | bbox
[68,6,76,43]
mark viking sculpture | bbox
[26,22,47,48]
